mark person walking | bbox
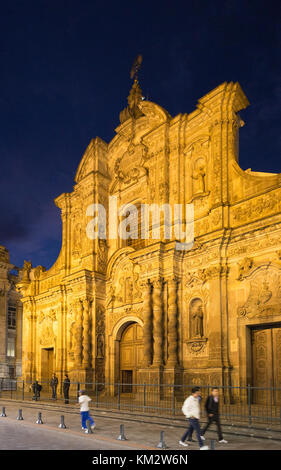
[50,373,58,400]
[63,374,71,404]
[201,387,228,444]
[78,390,96,432]
[179,386,209,450]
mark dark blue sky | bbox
[0,0,280,270]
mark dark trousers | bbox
[202,414,223,441]
[181,418,203,448]
[51,386,57,399]
[64,389,69,404]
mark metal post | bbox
[157,431,167,449]
[59,415,66,429]
[210,439,215,450]
[143,383,146,413]
[172,384,175,416]
[0,406,7,417]
[17,409,23,421]
[96,383,98,408]
[36,412,43,424]
[117,424,127,441]
[247,384,252,426]
[118,382,120,411]
[22,380,24,401]
[77,382,80,403]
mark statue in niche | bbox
[192,158,206,196]
[190,298,204,338]
[97,334,105,358]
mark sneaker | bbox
[179,441,188,447]
[91,423,96,430]
[200,435,206,441]
[82,427,87,430]
[219,439,228,444]
[200,445,209,450]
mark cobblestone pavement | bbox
[0,401,280,451]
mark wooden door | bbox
[252,327,281,405]
[41,348,54,385]
[120,323,143,389]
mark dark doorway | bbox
[121,370,133,393]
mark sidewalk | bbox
[0,399,281,450]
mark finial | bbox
[130,54,143,82]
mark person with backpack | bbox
[179,386,209,450]
[201,387,228,444]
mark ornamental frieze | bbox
[231,190,281,226]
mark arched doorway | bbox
[119,322,143,392]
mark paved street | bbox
[0,401,280,451]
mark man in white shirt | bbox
[179,386,209,450]
[78,390,96,431]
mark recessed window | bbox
[8,304,16,330]
[7,337,15,357]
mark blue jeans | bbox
[181,418,203,448]
[81,411,94,429]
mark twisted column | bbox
[167,278,179,366]
[74,300,83,367]
[152,279,164,366]
[142,280,152,367]
[82,299,91,368]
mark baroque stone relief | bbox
[38,309,57,346]
[238,266,281,319]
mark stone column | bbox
[82,298,91,369]
[167,277,178,366]
[74,300,83,368]
[142,280,152,367]
[152,279,164,367]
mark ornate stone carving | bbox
[38,309,57,346]
[238,268,281,319]
[237,258,254,280]
[190,298,204,338]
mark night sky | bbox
[0,0,280,270]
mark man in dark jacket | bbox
[50,373,58,400]
[63,374,71,404]
[201,387,227,443]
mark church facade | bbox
[17,80,281,399]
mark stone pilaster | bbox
[142,280,153,367]
[167,277,179,366]
[82,298,91,369]
[74,300,83,368]
[152,279,164,367]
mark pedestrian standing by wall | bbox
[201,387,228,444]
[63,374,71,404]
[179,386,209,450]
[50,373,58,400]
[78,389,96,432]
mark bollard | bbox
[157,431,167,449]
[58,415,66,429]
[210,439,215,450]
[117,424,127,441]
[36,412,43,424]
[85,420,93,434]
[17,409,24,421]
[0,406,7,417]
